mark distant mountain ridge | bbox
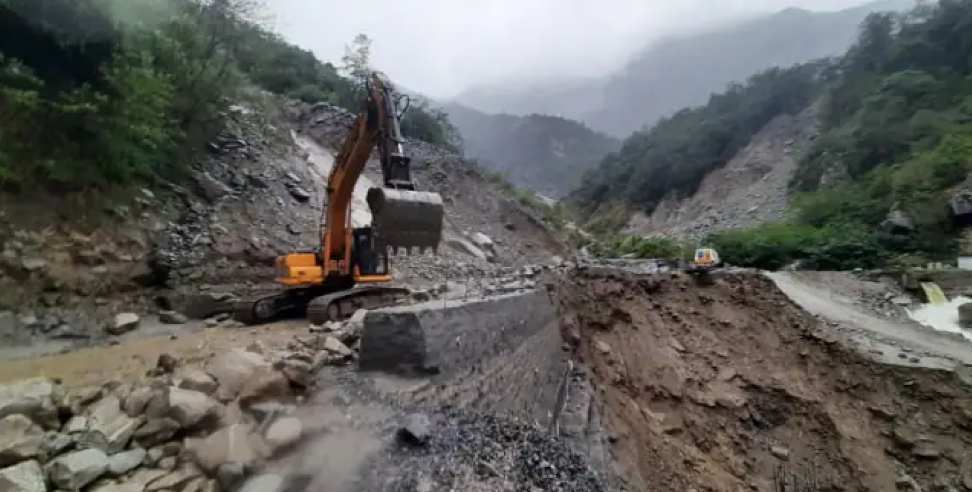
[455,0,914,137]
[445,103,620,198]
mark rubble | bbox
[263,417,302,455]
[79,395,143,454]
[186,424,261,472]
[0,414,45,466]
[106,448,145,476]
[165,387,221,430]
[0,460,46,492]
[0,378,60,430]
[206,349,272,402]
[46,448,109,490]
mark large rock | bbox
[122,387,156,418]
[881,209,915,234]
[132,418,181,448]
[277,359,313,388]
[960,303,972,329]
[106,313,140,336]
[238,371,291,407]
[46,448,108,490]
[178,370,219,395]
[106,448,145,476]
[263,417,301,455]
[0,378,60,429]
[0,460,46,492]
[79,395,143,454]
[144,466,204,492]
[322,336,352,357]
[166,387,220,429]
[950,189,972,218]
[158,311,188,325]
[0,415,45,466]
[186,424,262,472]
[206,349,272,402]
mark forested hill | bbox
[445,103,620,197]
[576,0,972,270]
[0,0,455,189]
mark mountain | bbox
[445,103,620,198]
[575,0,972,269]
[454,0,914,138]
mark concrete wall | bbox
[360,290,569,427]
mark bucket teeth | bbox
[368,187,444,252]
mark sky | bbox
[266,0,867,99]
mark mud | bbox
[553,266,972,491]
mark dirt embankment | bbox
[553,267,972,491]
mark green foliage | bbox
[589,235,689,261]
[401,102,461,150]
[708,223,887,270]
[572,62,824,217]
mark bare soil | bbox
[553,266,972,491]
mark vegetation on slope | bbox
[571,62,823,217]
[712,1,972,269]
[0,1,456,189]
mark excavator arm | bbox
[236,73,444,324]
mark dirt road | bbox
[767,271,972,369]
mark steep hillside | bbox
[445,103,620,197]
[454,0,912,138]
[586,0,913,136]
[624,103,819,241]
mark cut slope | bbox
[553,267,972,491]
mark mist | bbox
[267,0,867,99]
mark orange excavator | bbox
[235,72,444,324]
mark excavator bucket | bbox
[367,187,444,252]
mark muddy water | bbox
[0,320,307,386]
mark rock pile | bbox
[0,317,363,492]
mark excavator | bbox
[235,72,444,324]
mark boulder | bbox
[78,395,143,454]
[0,379,60,430]
[881,209,915,234]
[206,349,272,402]
[398,414,431,447]
[46,448,108,490]
[132,418,181,448]
[216,463,245,490]
[122,386,157,418]
[960,303,972,329]
[186,424,262,472]
[238,474,284,492]
[106,313,140,336]
[106,448,145,476]
[238,371,292,406]
[166,387,220,430]
[264,417,302,455]
[0,460,46,492]
[0,415,45,466]
[178,369,219,394]
[277,359,313,388]
[322,336,352,357]
[42,433,73,457]
[158,311,188,325]
[950,189,972,218]
[60,386,102,416]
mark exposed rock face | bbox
[205,349,272,402]
[0,460,46,492]
[881,209,915,234]
[625,104,819,241]
[0,378,60,430]
[0,414,45,466]
[46,448,108,490]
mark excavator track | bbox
[233,287,328,325]
[306,286,410,324]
